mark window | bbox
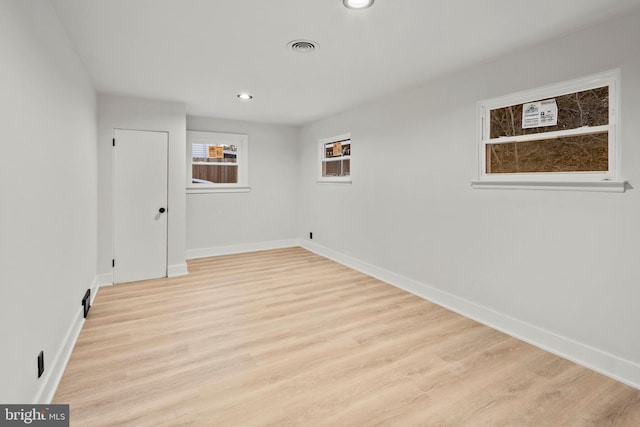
[318,133,351,183]
[473,70,625,192]
[187,131,249,193]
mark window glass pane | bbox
[192,143,208,158]
[322,160,342,177]
[322,159,351,177]
[324,143,336,159]
[490,86,608,139]
[486,132,608,174]
[324,140,351,159]
[192,164,238,184]
[342,159,350,176]
[192,143,237,164]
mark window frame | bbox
[317,133,352,184]
[472,69,625,192]
[186,130,249,194]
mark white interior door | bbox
[113,129,168,283]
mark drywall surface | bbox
[97,94,187,278]
[0,0,97,402]
[186,116,299,256]
[298,9,640,382]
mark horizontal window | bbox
[473,70,625,192]
[187,131,249,193]
[319,133,352,183]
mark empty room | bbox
[2,0,640,425]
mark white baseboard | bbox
[186,239,299,260]
[90,275,100,305]
[32,276,101,404]
[168,263,188,277]
[95,272,113,287]
[301,240,640,390]
[96,266,188,282]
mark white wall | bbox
[97,94,187,279]
[298,9,640,386]
[186,116,299,257]
[0,0,97,403]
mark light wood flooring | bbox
[54,247,640,426]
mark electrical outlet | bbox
[82,289,91,318]
[309,232,313,240]
[37,351,44,378]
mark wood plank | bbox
[54,247,640,426]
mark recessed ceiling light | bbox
[237,93,253,100]
[343,0,374,9]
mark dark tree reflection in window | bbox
[487,133,608,174]
[490,87,608,138]
[487,87,609,173]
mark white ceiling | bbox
[51,0,640,125]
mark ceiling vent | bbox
[287,40,318,53]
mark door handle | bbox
[159,207,166,213]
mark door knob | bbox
[159,207,166,213]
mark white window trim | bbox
[187,130,250,194]
[472,69,626,192]
[317,133,352,184]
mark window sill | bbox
[187,186,251,194]
[471,180,627,193]
[316,179,352,185]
